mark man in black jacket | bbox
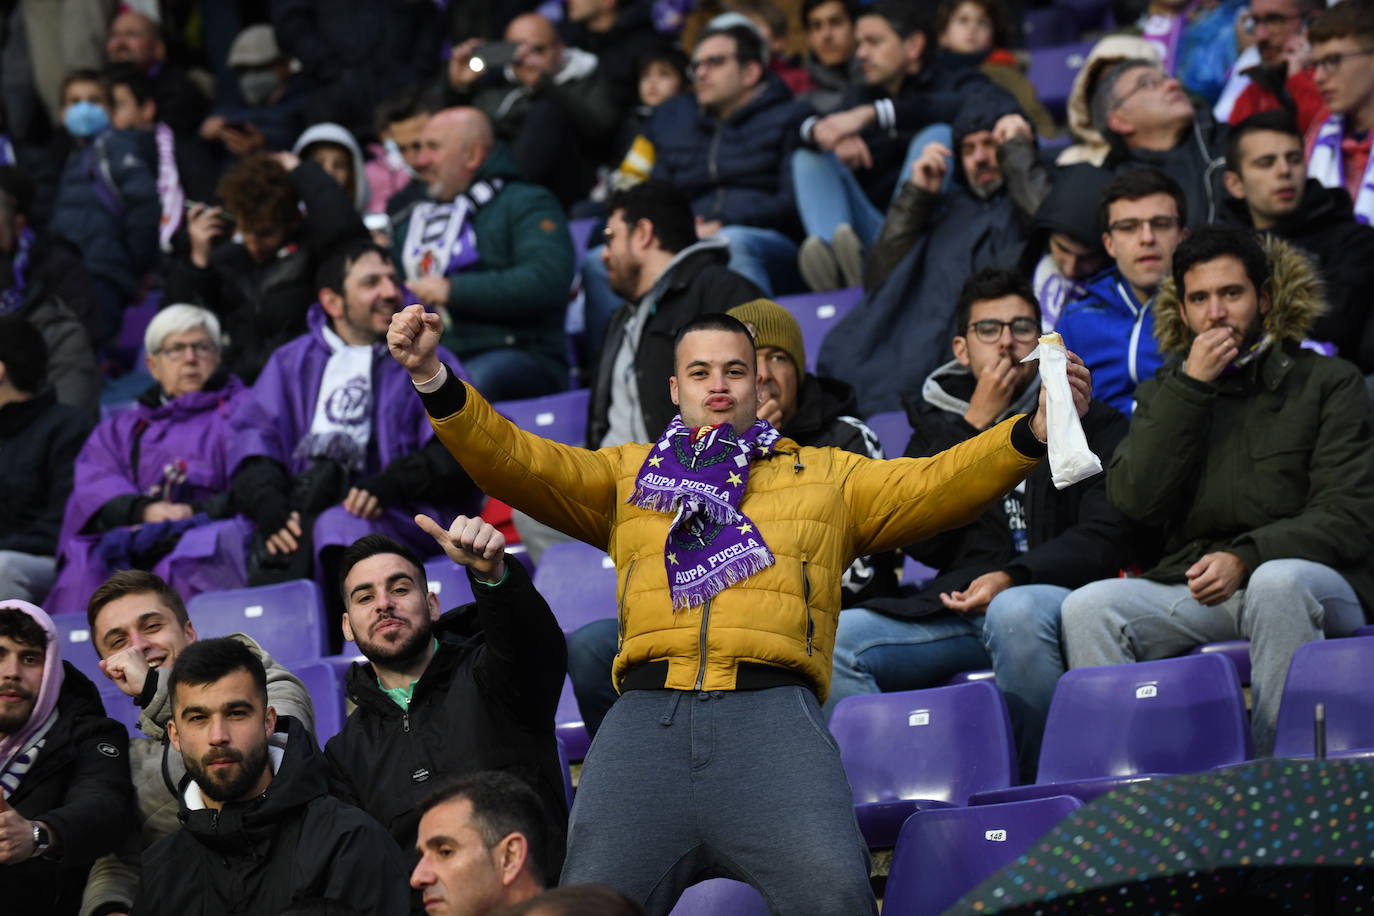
[826,269,1140,778]
[0,600,134,916]
[138,638,409,915]
[325,519,568,875]
[164,152,369,384]
[1221,110,1374,373]
[0,316,92,603]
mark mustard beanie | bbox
[727,298,806,381]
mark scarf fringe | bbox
[294,432,365,472]
[628,484,738,524]
[670,547,775,611]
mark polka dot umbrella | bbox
[949,757,1374,915]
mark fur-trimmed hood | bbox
[1057,35,1162,167]
[1152,236,1327,357]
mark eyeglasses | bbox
[1313,48,1374,75]
[1241,11,1304,33]
[155,340,218,360]
[1107,215,1182,236]
[1113,69,1168,109]
[691,53,735,72]
[967,317,1040,343]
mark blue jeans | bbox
[580,246,618,369]
[461,347,566,401]
[713,225,802,295]
[827,584,1071,781]
[790,124,953,245]
[567,617,620,739]
[564,687,877,915]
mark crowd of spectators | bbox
[3,0,1374,912]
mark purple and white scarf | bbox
[0,225,34,315]
[1308,113,1374,225]
[630,418,780,610]
[155,122,184,252]
[399,178,503,281]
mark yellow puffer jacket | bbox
[431,382,1042,701]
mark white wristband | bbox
[414,365,448,393]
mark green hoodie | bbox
[393,143,573,379]
[1107,237,1374,614]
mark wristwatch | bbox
[32,821,51,856]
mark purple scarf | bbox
[630,418,780,610]
[0,225,34,315]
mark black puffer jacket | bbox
[161,160,367,384]
[324,556,568,862]
[0,390,92,556]
[136,716,409,916]
[587,238,764,448]
[3,664,134,916]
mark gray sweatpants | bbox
[561,686,877,916]
[1061,559,1365,755]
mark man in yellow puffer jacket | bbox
[388,306,1090,916]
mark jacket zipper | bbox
[1116,280,1146,385]
[402,711,410,733]
[693,597,714,690]
[617,558,637,651]
[801,559,814,656]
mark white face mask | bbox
[383,138,418,179]
[238,69,279,107]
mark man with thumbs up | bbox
[324,517,569,878]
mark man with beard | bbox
[324,519,567,875]
[1061,225,1374,756]
[228,239,477,592]
[138,638,408,915]
[0,600,133,916]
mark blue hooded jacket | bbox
[1055,267,1165,415]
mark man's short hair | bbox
[105,63,155,106]
[0,315,48,394]
[87,569,190,633]
[144,303,223,356]
[338,533,428,603]
[699,23,767,66]
[217,154,299,235]
[1089,58,1155,140]
[953,268,1041,342]
[374,82,439,136]
[934,0,1011,49]
[1098,167,1188,234]
[316,239,394,297]
[167,637,268,710]
[634,44,689,84]
[1309,0,1374,47]
[858,1,930,39]
[672,313,757,363]
[606,180,696,255]
[60,67,109,104]
[492,884,645,916]
[1170,224,1270,302]
[419,772,556,888]
[803,0,858,23]
[0,606,48,651]
[1225,110,1302,173]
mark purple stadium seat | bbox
[865,410,911,459]
[1028,41,1094,121]
[98,681,145,739]
[185,579,328,666]
[1353,625,1374,638]
[1058,0,1113,31]
[1273,636,1374,759]
[943,669,996,686]
[1188,639,1252,684]
[775,287,864,372]
[1023,6,1080,48]
[568,216,598,255]
[423,557,475,612]
[532,541,618,634]
[292,660,346,746]
[972,654,1250,806]
[830,681,1017,847]
[884,794,1083,916]
[555,675,590,761]
[493,388,591,447]
[668,879,770,916]
[51,612,107,686]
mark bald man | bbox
[445,12,621,206]
[392,107,574,401]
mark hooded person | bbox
[816,93,1037,416]
[0,599,135,916]
[46,306,252,616]
[293,122,371,214]
[1016,164,1114,330]
[135,638,410,916]
[1056,35,1164,167]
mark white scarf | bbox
[155,122,184,252]
[1308,112,1374,225]
[297,324,374,472]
